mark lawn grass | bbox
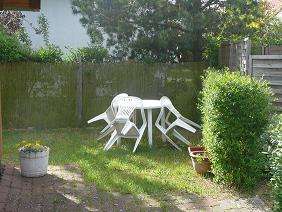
[3,128,226,203]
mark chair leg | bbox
[133,127,146,153]
[133,136,142,153]
[98,126,114,140]
[163,133,182,151]
[172,129,189,145]
[100,125,110,134]
[104,131,119,150]
[161,110,166,142]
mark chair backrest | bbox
[111,93,128,112]
[115,96,143,120]
[112,96,143,137]
[160,96,181,117]
[106,93,128,122]
[112,93,128,104]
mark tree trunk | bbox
[192,36,203,62]
[191,0,203,62]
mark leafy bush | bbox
[268,114,282,211]
[0,28,30,62]
[200,69,273,190]
[203,35,220,67]
[32,44,63,63]
[67,46,108,63]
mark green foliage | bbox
[67,46,108,63]
[268,114,282,211]
[32,45,63,63]
[72,0,265,62]
[203,35,220,67]
[219,0,265,42]
[37,13,50,45]
[17,28,32,47]
[200,69,273,190]
[253,17,282,46]
[18,140,46,153]
[0,28,31,62]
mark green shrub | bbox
[200,69,273,190]
[67,46,108,63]
[32,44,63,63]
[268,114,282,211]
[0,28,30,62]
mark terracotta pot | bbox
[188,146,211,174]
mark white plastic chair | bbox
[155,96,201,150]
[103,96,147,153]
[87,93,128,140]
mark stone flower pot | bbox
[188,146,211,174]
[19,147,49,177]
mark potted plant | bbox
[188,146,211,174]
[18,141,49,177]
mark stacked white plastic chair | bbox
[104,96,147,152]
[87,93,128,140]
[155,96,201,150]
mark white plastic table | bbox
[114,99,165,146]
[140,100,165,146]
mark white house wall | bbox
[22,0,90,52]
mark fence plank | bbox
[249,55,282,110]
[253,68,282,76]
[251,55,282,60]
[253,62,282,69]
[76,63,83,126]
[0,62,206,128]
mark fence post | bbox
[244,38,251,74]
[76,63,83,126]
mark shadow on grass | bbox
[1,164,216,211]
[3,128,221,209]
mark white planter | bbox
[19,147,49,177]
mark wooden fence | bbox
[218,38,251,73]
[248,55,282,110]
[0,62,206,129]
[219,39,282,111]
[262,45,282,55]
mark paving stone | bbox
[0,176,12,187]
[219,199,238,209]
[0,202,6,211]
[248,195,269,210]
[4,166,15,176]
[0,185,10,203]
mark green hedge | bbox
[269,114,282,211]
[200,69,272,190]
